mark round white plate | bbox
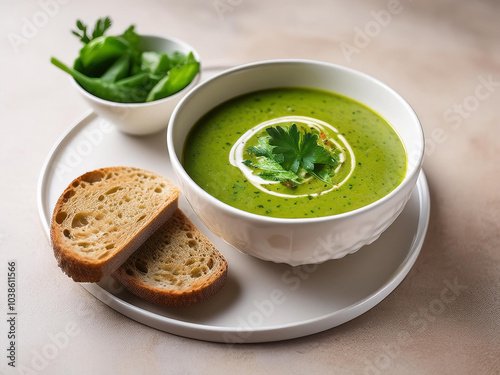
[37,68,430,343]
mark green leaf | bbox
[50,57,148,103]
[91,17,112,40]
[301,132,335,171]
[72,19,90,44]
[246,137,274,158]
[145,52,200,102]
[78,35,130,77]
[244,124,339,187]
[243,159,301,185]
[266,124,302,172]
[140,51,170,75]
[116,72,161,91]
[120,25,140,47]
[72,17,112,45]
[100,53,130,82]
[76,21,142,77]
[268,124,338,173]
[168,51,187,67]
[119,26,142,68]
[309,165,333,185]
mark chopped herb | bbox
[52,17,200,103]
[72,17,112,44]
[244,124,339,187]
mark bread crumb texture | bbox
[121,210,226,291]
[52,167,176,263]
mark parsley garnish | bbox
[72,17,112,44]
[244,124,339,187]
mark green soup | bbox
[183,88,406,218]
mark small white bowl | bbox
[73,35,201,135]
[167,60,424,265]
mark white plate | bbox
[37,69,430,343]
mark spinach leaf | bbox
[140,52,170,75]
[145,52,199,102]
[72,17,111,45]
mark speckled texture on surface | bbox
[1,0,499,374]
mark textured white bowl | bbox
[73,35,201,135]
[168,60,424,265]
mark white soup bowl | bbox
[73,35,201,136]
[167,60,424,265]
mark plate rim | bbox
[36,103,430,344]
[80,173,429,343]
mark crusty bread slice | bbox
[112,209,228,308]
[51,167,179,282]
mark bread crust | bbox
[112,210,228,308]
[50,167,179,282]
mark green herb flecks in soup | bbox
[183,88,407,218]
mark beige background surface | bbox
[1,0,499,374]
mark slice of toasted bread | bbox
[50,167,179,282]
[112,209,228,308]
